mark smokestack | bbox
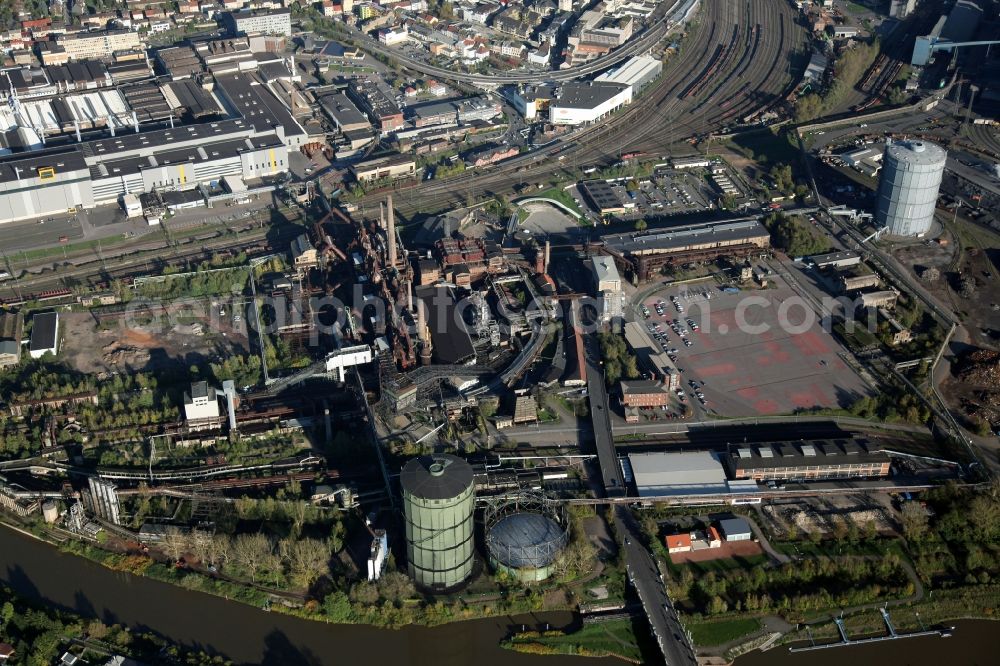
[406,280,413,312]
[416,299,432,366]
[544,238,551,273]
[387,194,397,267]
[379,202,385,231]
[535,248,544,274]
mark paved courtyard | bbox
[642,278,873,417]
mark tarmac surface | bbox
[644,280,873,417]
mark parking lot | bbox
[638,276,873,417]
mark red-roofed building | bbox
[665,533,691,553]
[0,643,14,661]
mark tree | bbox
[323,590,354,622]
[288,538,330,589]
[795,94,824,123]
[350,581,380,605]
[377,571,416,604]
[161,527,190,563]
[204,533,231,569]
[231,533,272,582]
[900,502,928,542]
[328,521,346,554]
[634,219,648,232]
[959,275,977,298]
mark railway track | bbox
[369,0,806,218]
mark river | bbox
[735,619,998,666]
[0,525,619,665]
[0,525,995,665]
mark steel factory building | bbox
[726,439,892,482]
[0,40,307,224]
[602,219,771,281]
[0,118,290,223]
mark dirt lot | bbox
[891,221,1000,350]
[643,277,873,417]
[520,202,581,235]
[891,219,1000,433]
[761,495,898,538]
[669,540,763,564]
[60,305,251,376]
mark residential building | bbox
[58,29,141,61]
[223,8,292,36]
[665,533,691,553]
[620,379,671,408]
[464,144,518,167]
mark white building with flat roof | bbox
[596,55,662,92]
[626,451,730,497]
[591,255,621,292]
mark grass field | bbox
[531,187,586,219]
[505,619,644,662]
[687,617,761,647]
[727,129,800,168]
[667,554,769,574]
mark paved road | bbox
[584,331,626,496]
[345,0,688,86]
[616,506,698,666]
[582,311,697,665]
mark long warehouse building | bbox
[602,219,771,281]
[0,118,290,223]
[0,66,306,223]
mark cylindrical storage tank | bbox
[400,454,475,589]
[485,493,569,583]
[875,140,947,237]
[41,500,59,524]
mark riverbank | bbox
[502,619,646,663]
[0,523,624,665]
[1,512,532,627]
[683,582,999,663]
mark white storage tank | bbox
[875,140,947,237]
[42,500,60,524]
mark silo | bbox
[400,454,475,589]
[41,500,60,524]
[875,140,947,237]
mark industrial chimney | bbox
[544,238,551,273]
[416,299,432,366]
[387,194,398,268]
